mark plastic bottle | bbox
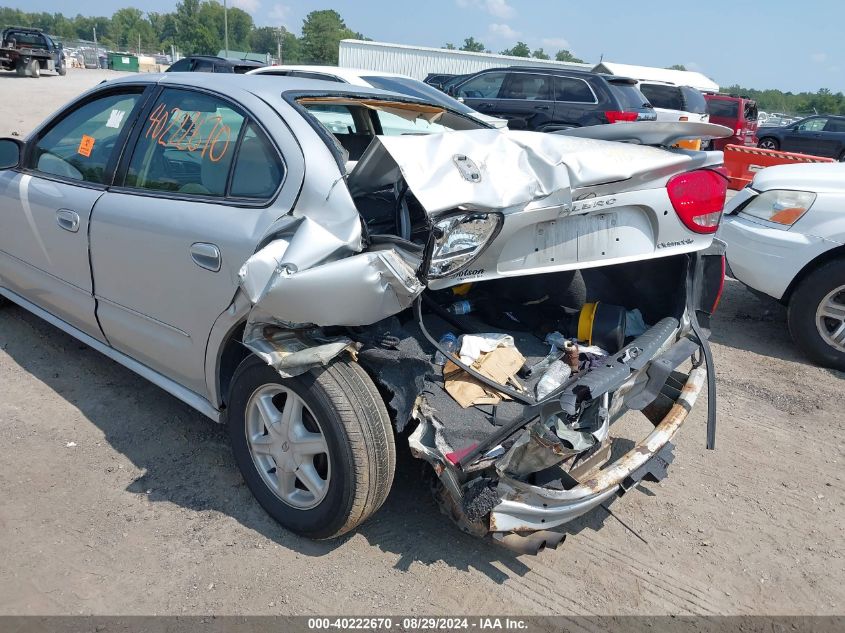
[434,332,459,366]
[446,300,475,316]
[535,360,572,399]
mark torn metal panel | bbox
[243,248,424,328]
[241,325,358,378]
[348,129,700,214]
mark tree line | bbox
[722,85,845,117]
[443,36,584,63]
[0,4,362,64]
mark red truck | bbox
[704,93,758,150]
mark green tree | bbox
[555,49,584,63]
[249,26,300,62]
[174,0,217,55]
[460,37,485,52]
[299,9,360,64]
[668,64,687,71]
[532,48,549,60]
[500,41,530,57]
[110,8,156,52]
[443,42,456,50]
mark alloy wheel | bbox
[244,384,331,509]
[759,139,777,150]
[815,285,845,353]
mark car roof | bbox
[249,65,410,81]
[182,55,263,65]
[102,72,435,105]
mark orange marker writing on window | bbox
[77,135,95,158]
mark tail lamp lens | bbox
[605,111,638,124]
[666,169,728,234]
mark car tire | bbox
[758,137,779,151]
[28,59,40,78]
[787,258,845,371]
[838,151,845,163]
[15,61,25,77]
[57,64,66,76]
[227,354,395,539]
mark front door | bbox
[90,87,289,394]
[495,72,556,131]
[785,117,828,154]
[0,87,145,339]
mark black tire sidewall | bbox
[758,138,779,151]
[788,260,845,370]
[227,357,358,539]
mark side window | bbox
[124,88,245,197]
[554,77,595,103]
[456,72,507,99]
[375,110,447,135]
[30,91,142,184]
[824,119,845,133]
[229,123,284,199]
[193,60,214,72]
[639,84,683,110]
[167,59,191,72]
[798,117,828,132]
[501,74,552,101]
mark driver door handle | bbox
[534,105,550,111]
[56,209,80,233]
[190,242,221,272]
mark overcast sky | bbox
[11,0,845,92]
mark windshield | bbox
[361,75,477,115]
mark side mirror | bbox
[0,138,22,170]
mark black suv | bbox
[450,67,655,131]
[757,115,845,161]
[166,55,264,74]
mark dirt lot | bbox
[0,68,842,616]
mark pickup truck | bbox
[0,27,66,78]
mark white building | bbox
[338,39,591,81]
[593,61,719,93]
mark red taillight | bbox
[605,110,638,124]
[666,168,728,234]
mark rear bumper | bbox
[489,366,705,533]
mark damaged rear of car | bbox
[234,86,730,548]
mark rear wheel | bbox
[787,259,845,370]
[28,59,40,78]
[57,64,66,76]
[227,355,395,539]
[837,151,845,162]
[758,137,779,151]
[15,60,25,77]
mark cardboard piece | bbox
[443,346,525,408]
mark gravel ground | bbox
[0,68,842,616]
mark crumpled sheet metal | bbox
[242,326,358,378]
[348,129,695,214]
[240,246,424,328]
[496,420,595,478]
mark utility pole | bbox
[138,33,141,55]
[276,27,282,64]
[223,0,229,57]
[93,26,98,67]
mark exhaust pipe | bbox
[492,530,565,555]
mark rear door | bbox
[0,86,146,340]
[553,76,600,128]
[819,118,845,158]
[89,86,297,394]
[639,83,685,121]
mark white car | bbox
[720,162,845,369]
[247,65,507,128]
[635,81,709,150]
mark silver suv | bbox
[0,73,726,549]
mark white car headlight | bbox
[741,189,816,226]
[427,211,502,279]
